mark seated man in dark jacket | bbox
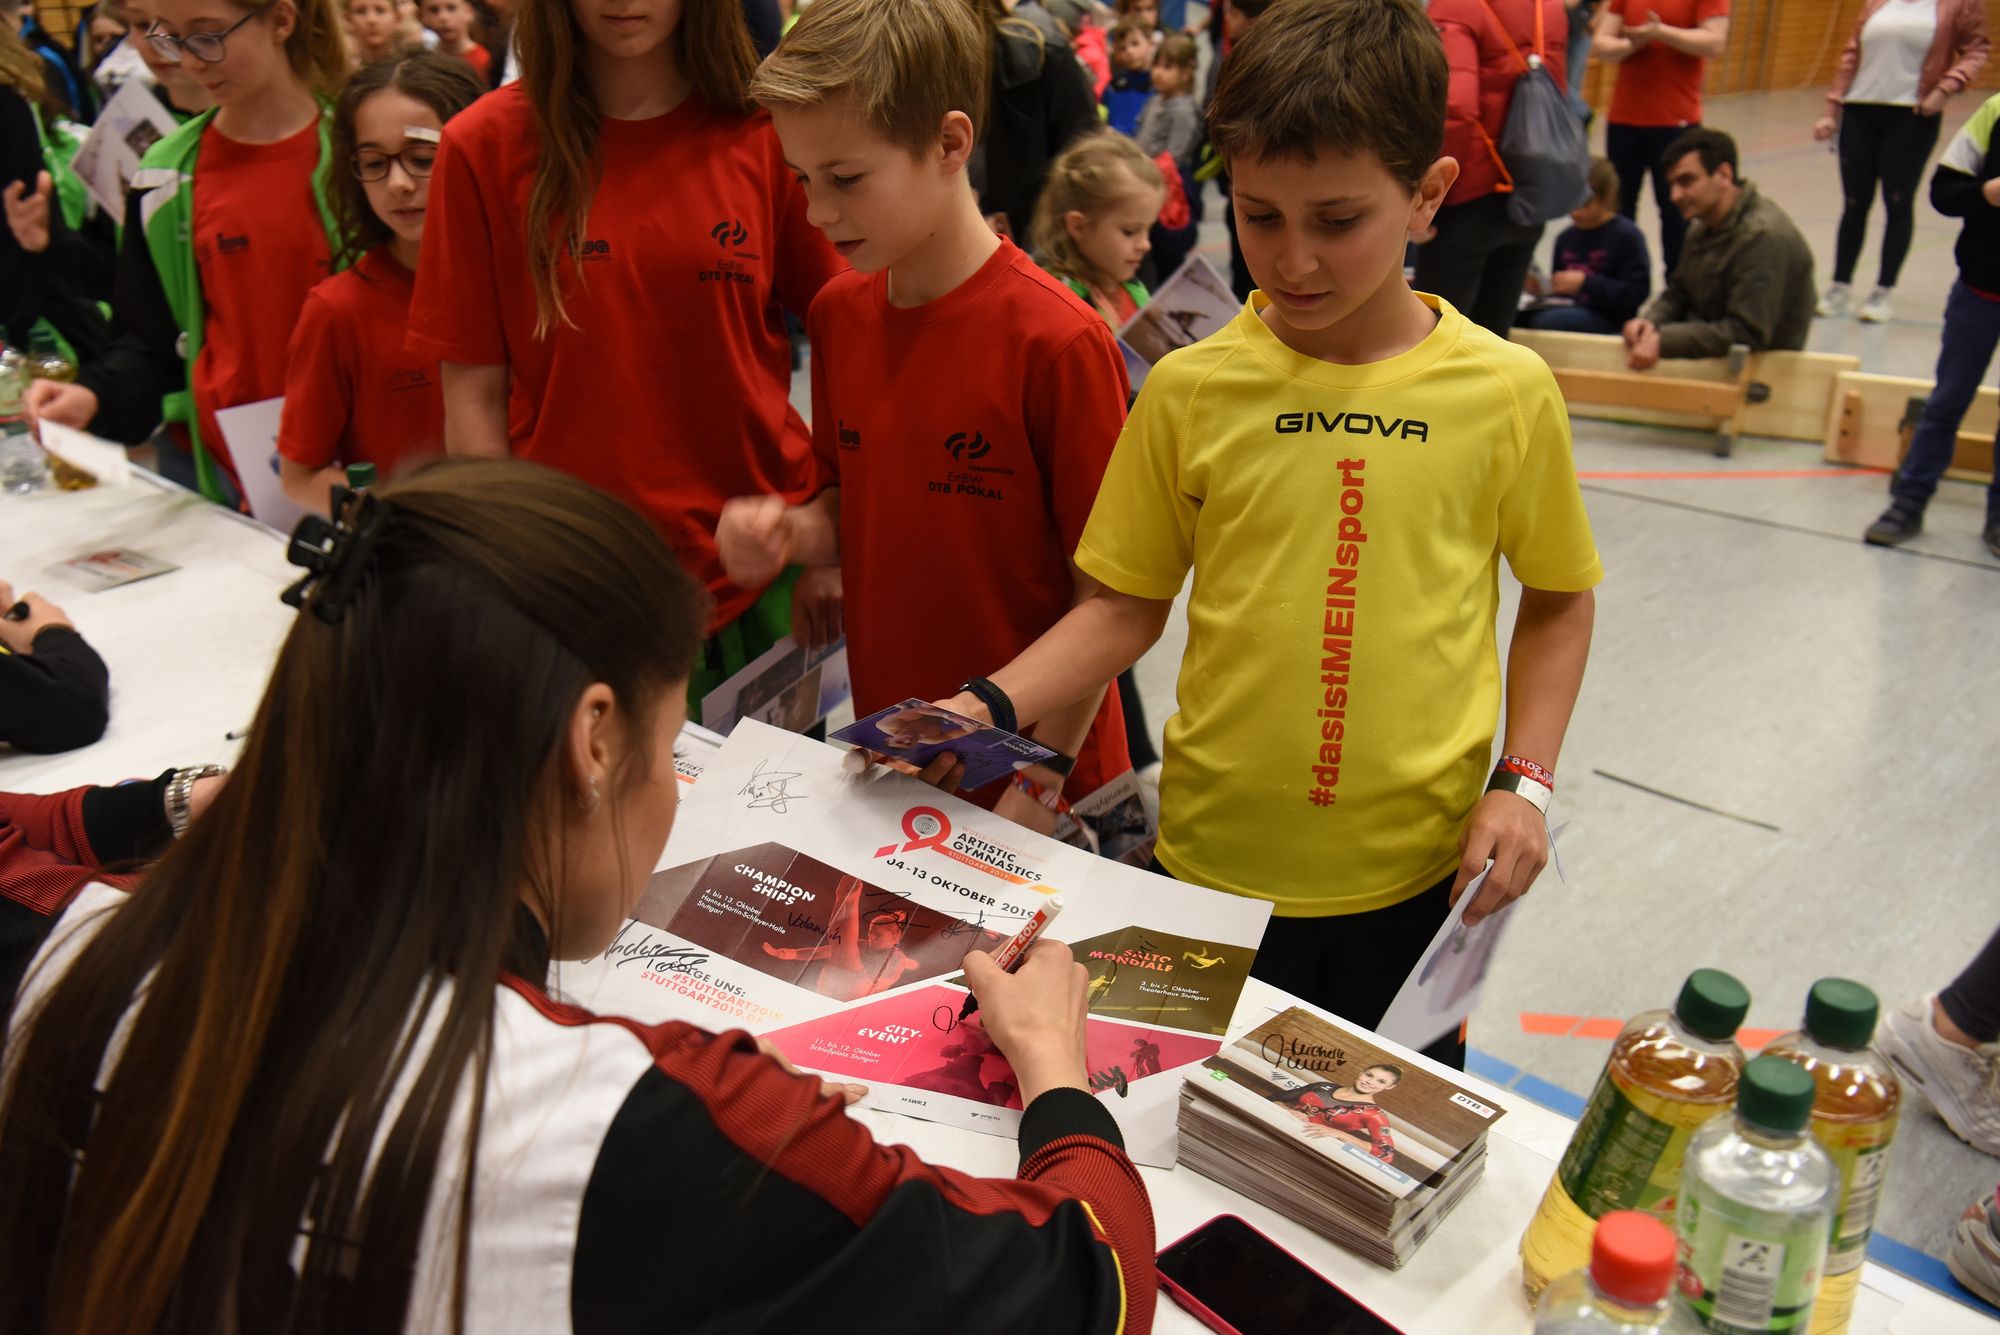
[1623,128,1815,371]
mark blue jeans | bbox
[1892,280,2000,516]
[1520,304,1621,335]
[1567,2,1595,119]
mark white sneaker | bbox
[1949,1187,2000,1307]
[1817,283,1853,319]
[1859,287,1895,323]
[1875,996,2000,1156]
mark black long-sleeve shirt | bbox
[0,627,110,754]
[1549,213,1652,326]
[1934,96,2000,293]
[73,187,184,444]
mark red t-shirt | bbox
[191,118,333,483]
[807,240,1132,801]
[278,247,442,478]
[1608,0,1731,128]
[408,85,844,631]
[457,42,491,82]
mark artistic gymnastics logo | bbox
[874,806,1046,886]
[875,807,952,858]
[710,219,750,247]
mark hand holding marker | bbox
[961,894,1065,1019]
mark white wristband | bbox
[1487,770,1552,815]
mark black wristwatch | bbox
[959,676,1018,735]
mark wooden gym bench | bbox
[1510,329,1860,457]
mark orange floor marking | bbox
[1577,468,1892,481]
[1521,1015,1789,1050]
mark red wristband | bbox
[1496,755,1554,791]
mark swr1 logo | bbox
[709,219,749,247]
[580,238,611,262]
[945,430,990,461]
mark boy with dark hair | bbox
[720,0,1132,832]
[1101,15,1155,136]
[935,0,1601,1064]
[1622,126,1814,370]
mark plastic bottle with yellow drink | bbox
[1521,968,1752,1300]
[1761,979,1900,1335]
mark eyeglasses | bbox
[145,10,261,64]
[350,145,439,182]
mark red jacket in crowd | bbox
[1431,0,1570,205]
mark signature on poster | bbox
[739,758,806,813]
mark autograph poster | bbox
[562,720,1272,1166]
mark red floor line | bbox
[1577,468,1893,480]
[1521,1014,1787,1051]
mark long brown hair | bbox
[252,0,354,95]
[0,26,54,114]
[0,458,706,1335]
[332,51,486,266]
[516,0,755,334]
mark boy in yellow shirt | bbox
[938,0,1602,1065]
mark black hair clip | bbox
[281,486,393,623]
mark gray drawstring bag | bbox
[1474,0,1594,227]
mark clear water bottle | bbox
[1676,1057,1839,1333]
[0,345,46,495]
[1535,1211,1702,1332]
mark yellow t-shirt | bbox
[1076,293,1604,917]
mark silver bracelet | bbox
[166,764,227,838]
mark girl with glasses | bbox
[23,0,348,507]
[406,0,846,720]
[277,52,482,513]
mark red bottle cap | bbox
[1590,1211,1677,1307]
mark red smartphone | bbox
[1155,1214,1404,1335]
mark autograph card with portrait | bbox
[559,720,1271,1166]
[829,698,1057,792]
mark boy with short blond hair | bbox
[719,0,1133,835]
[939,0,1602,1064]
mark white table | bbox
[4,474,1991,1334]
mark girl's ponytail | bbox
[285,0,352,94]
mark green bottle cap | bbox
[345,462,378,490]
[1803,978,1879,1050]
[1737,1056,1816,1134]
[1674,968,1750,1042]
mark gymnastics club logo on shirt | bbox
[874,806,1047,886]
[709,219,750,247]
[945,431,991,462]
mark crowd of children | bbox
[8,0,1603,1061]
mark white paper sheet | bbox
[35,420,130,485]
[213,397,313,535]
[1376,824,1568,1052]
[561,720,1273,1167]
[69,78,180,216]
